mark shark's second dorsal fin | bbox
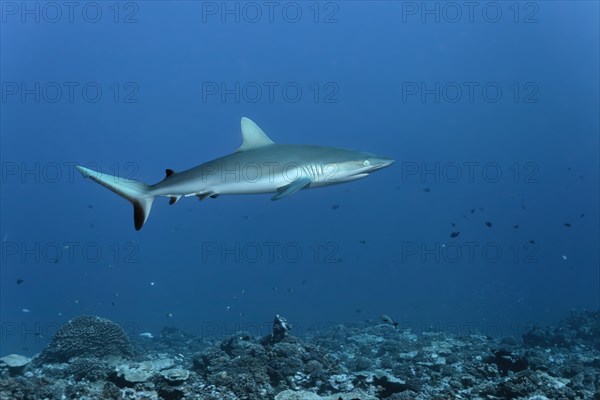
[237,117,274,151]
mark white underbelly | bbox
[212,176,289,195]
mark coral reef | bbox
[1,312,599,399]
[36,315,134,363]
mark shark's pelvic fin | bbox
[272,177,312,201]
[196,192,213,201]
[195,192,220,201]
[237,117,275,151]
[76,166,155,230]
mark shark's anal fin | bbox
[169,195,182,205]
[271,177,312,201]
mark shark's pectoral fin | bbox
[271,177,312,201]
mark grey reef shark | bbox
[77,117,394,230]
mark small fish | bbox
[150,282,155,286]
[485,222,492,227]
[563,223,571,228]
[89,222,95,229]
[139,332,154,338]
[528,240,536,245]
[21,308,31,313]
[470,208,476,214]
[580,213,585,218]
[88,204,94,209]
[380,314,398,329]
[16,279,24,285]
[166,312,173,318]
[332,204,340,210]
[423,187,431,192]
[450,222,456,227]
[355,308,362,313]
[513,225,519,229]
[561,255,567,260]
[450,232,460,238]
[359,240,367,244]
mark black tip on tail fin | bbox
[133,202,145,231]
[132,197,154,231]
[76,165,154,230]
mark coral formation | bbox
[1,312,599,399]
[37,315,133,363]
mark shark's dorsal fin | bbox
[237,117,274,151]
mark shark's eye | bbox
[363,160,371,166]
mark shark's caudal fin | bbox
[76,166,154,230]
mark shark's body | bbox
[77,118,394,230]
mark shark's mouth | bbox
[369,165,386,172]
[346,173,369,180]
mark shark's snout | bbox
[371,156,395,171]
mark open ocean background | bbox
[1,2,598,356]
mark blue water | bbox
[1,2,598,355]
